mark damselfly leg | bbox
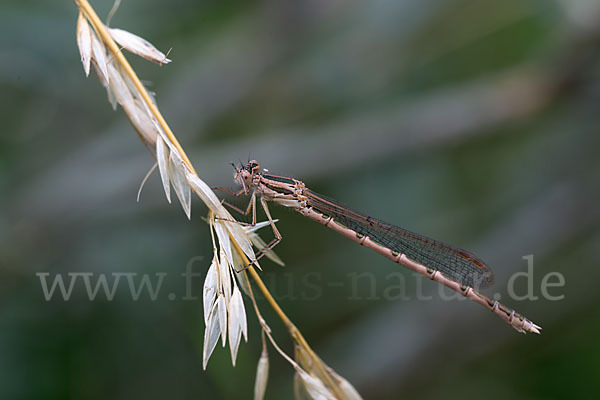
[215,187,282,271]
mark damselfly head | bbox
[233,160,261,193]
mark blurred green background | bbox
[2,0,600,399]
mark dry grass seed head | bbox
[76,12,92,76]
[108,27,172,65]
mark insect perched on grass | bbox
[216,160,541,334]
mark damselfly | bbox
[216,160,540,334]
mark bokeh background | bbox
[2,0,600,399]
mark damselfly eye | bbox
[247,160,260,173]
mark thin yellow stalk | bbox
[230,240,345,399]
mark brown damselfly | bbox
[216,160,540,334]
